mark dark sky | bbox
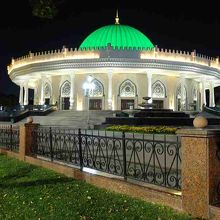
[1,1,220,96]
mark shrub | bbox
[105,125,178,134]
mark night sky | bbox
[1,1,220,97]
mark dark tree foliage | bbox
[0,94,18,108]
[29,0,65,19]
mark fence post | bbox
[78,128,83,171]
[19,122,39,161]
[49,127,53,162]
[10,124,13,151]
[177,128,220,219]
[122,131,127,180]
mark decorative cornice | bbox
[9,58,220,80]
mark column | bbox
[34,84,38,105]
[24,81,29,105]
[196,82,200,111]
[19,83,24,106]
[40,77,45,105]
[180,77,185,111]
[69,73,75,110]
[107,71,113,110]
[147,73,152,103]
[201,79,206,109]
[210,82,215,107]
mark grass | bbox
[0,154,195,220]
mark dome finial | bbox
[115,9,120,24]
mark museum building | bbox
[8,12,220,111]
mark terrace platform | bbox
[100,108,220,127]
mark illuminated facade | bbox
[8,13,220,111]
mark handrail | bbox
[203,106,220,116]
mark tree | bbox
[29,0,65,19]
[0,94,18,108]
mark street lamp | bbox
[82,75,95,129]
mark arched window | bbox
[119,79,136,97]
[44,82,51,98]
[61,81,71,97]
[152,80,166,98]
[89,79,104,97]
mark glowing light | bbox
[8,50,100,74]
[83,167,98,175]
[82,80,95,95]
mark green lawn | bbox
[0,154,195,220]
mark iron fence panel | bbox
[32,126,181,190]
[32,126,80,166]
[125,133,181,189]
[0,125,19,152]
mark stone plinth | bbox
[177,128,220,219]
[19,123,39,160]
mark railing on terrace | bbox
[204,106,220,117]
[32,126,181,190]
[7,46,220,74]
[0,125,20,152]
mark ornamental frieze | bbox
[9,58,220,80]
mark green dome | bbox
[79,24,154,50]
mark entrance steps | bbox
[13,109,220,128]
[100,109,220,127]
[15,110,117,129]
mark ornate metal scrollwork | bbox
[32,127,181,190]
[61,81,71,97]
[119,80,136,97]
[0,125,19,152]
[152,81,166,98]
[44,82,51,98]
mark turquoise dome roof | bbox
[79,16,154,50]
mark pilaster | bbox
[70,73,75,110]
[23,81,29,105]
[107,71,113,110]
[19,83,24,106]
[147,72,152,103]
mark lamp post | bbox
[82,75,95,129]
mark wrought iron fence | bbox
[0,125,20,152]
[32,126,181,190]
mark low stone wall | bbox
[0,148,20,159]
[24,155,182,211]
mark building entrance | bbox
[121,99,134,110]
[45,98,50,105]
[89,99,102,110]
[152,100,164,109]
[61,97,70,110]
